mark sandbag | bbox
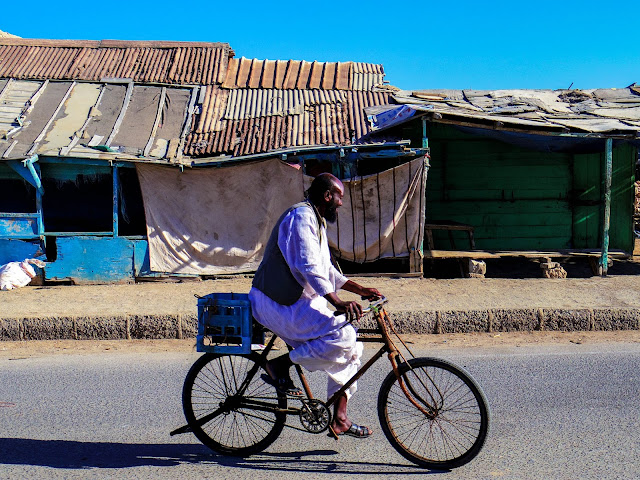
[0,259,46,291]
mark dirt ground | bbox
[4,274,640,318]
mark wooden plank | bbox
[409,248,423,274]
[0,214,40,239]
[175,86,199,161]
[105,81,134,147]
[424,249,629,259]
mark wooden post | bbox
[599,138,612,276]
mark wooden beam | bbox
[61,84,106,156]
[599,138,613,275]
[105,81,134,147]
[27,82,76,155]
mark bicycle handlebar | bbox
[333,296,388,316]
[362,296,388,314]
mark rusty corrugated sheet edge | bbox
[0,38,233,53]
[222,57,385,91]
[0,41,233,86]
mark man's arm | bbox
[324,281,382,321]
[341,280,382,301]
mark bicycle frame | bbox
[172,299,438,435]
[252,300,435,416]
[175,297,490,469]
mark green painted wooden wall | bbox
[415,123,636,252]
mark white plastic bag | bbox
[0,258,46,291]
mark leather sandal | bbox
[328,423,372,439]
[260,373,303,396]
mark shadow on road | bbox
[0,438,442,474]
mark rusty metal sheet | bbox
[347,90,391,140]
[221,58,384,91]
[0,39,232,86]
[390,87,640,135]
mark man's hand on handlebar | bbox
[359,287,382,301]
[334,299,363,322]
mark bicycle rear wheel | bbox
[378,357,489,470]
[182,352,287,456]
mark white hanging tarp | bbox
[136,156,427,274]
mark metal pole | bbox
[422,116,429,149]
[113,166,119,237]
[599,138,612,276]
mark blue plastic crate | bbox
[197,292,252,354]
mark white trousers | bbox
[249,288,363,400]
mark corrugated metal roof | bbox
[371,87,640,135]
[347,90,391,140]
[0,38,233,85]
[0,79,193,160]
[185,93,350,156]
[184,86,389,156]
[0,39,394,159]
[221,57,384,91]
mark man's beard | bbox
[325,205,338,224]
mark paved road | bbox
[1,341,639,479]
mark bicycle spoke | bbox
[379,358,488,469]
[183,353,287,455]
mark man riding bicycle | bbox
[249,173,381,439]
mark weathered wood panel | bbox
[0,213,40,238]
[0,239,41,265]
[426,124,573,250]
[45,236,134,284]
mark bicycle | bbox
[171,295,490,470]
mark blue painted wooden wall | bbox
[44,236,145,284]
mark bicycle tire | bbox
[377,357,489,470]
[182,352,287,456]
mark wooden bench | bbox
[424,221,476,251]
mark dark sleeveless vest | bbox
[252,201,323,306]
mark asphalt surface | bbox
[1,340,639,479]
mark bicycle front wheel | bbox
[182,353,287,456]
[378,357,489,470]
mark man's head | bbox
[307,173,344,224]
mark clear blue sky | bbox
[3,0,638,91]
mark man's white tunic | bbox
[249,206,363,399]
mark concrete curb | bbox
[2,308,640,341]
